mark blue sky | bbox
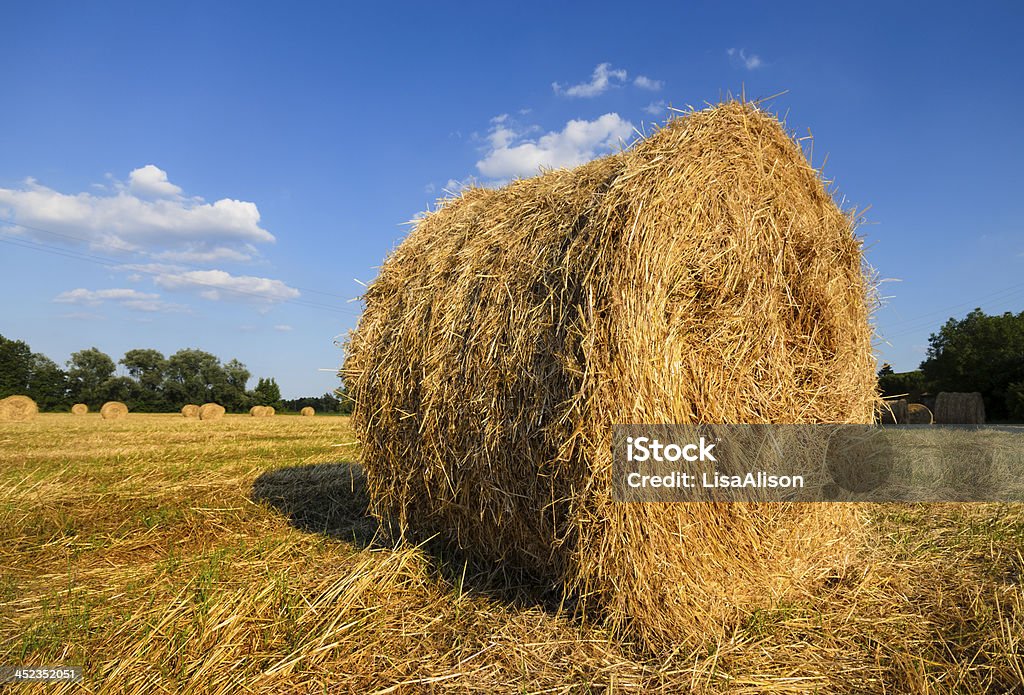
[2,2,1022,397]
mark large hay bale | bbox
[0,395,39,421]
[878,398,908,424]
[198,403,226,420]
[934,392,985,424]
[71,403,89,415]
[906,402,933,424]
[100,401,128,420]
[300,406,315,417]
[249,405,270,417]
[344,102,877,651]
[181,404,200,418]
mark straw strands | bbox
[344,102,878,652]
[0,395,39,421]
[100,401,129,420]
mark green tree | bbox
[0,334,33,397]
[28,354,69,410]
[67,348,117,408]
[251,377,282,408]
[121,349,167,411]
[920,308,1024,420]
[219,359,251,410]
[163,349,223,407]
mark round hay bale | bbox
[99,401,129,420]
[0,395,39,421]
[249,405,269,417]
[300,406,315,417]
[264,406,275,416]
[344,102,877,652]
[198,403,226,421]
[71,403,89,415]
[906,403,933,424]
[181,404,200,418]
[878,399,908,425]
[934,392,985,425]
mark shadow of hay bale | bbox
[251,462,567,613]
[251,462,378,547]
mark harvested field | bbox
[0,414,1020,693]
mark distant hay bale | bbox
[344,102,877,652]
[100,401,129,420]
[249,405,271,417]
[906,403,933,424]
[264,406,275,416]
[71,403,89,415]
[198,403,226,420]
[300,406,315,417]
[0,395,39,421]
[934,392,985,425]
[181,404,200,418]
[878,399,908,424]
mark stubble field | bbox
[1,414,1022,693]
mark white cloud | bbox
[128,165,183,198]
[634,75,663,91]
[274,324,293,332]
[476,113,634,179]
[643,100,667,115]
[727,48,763,70]
[151,268,300,303]
[53,287,188,313]
[0,168,274,259]
[553,63,627,97]
[152,245,256,264]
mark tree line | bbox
[878,308,1024,421]
[0,333,351,414]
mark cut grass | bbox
[0,414,1021,692]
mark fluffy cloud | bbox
[643,100,667,115]
[149,268,301,303]
[633,75,663,91]
[274,324,293,332]
[0,166,273,259]
[476,113,634,180]
[553,63,627,98]
[53,287,188,313]
[727,48,763,70]
[128,165,183,198]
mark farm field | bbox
[1,414,1022,693]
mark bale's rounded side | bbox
[264,406,275,416]
[345,102,877,652]
[879,399,908,424]
[300,406,315,417]
[181,404,200,418]
[71,403,89,415]
[0,395,39,421]
[198,403,226,420]
[906,403,933,424]
[934,392,985,424]
[99,401,129,420]
[250,405,269,417]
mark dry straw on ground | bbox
[181,404,200,418]
[344,102,878,652]
[100,401,129,420]
[199,403,226,420]
[0,395,39,421]
[934,392,985,424]
[300,406,315,417]
[71,403,89,415]
[906,402,934,424]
